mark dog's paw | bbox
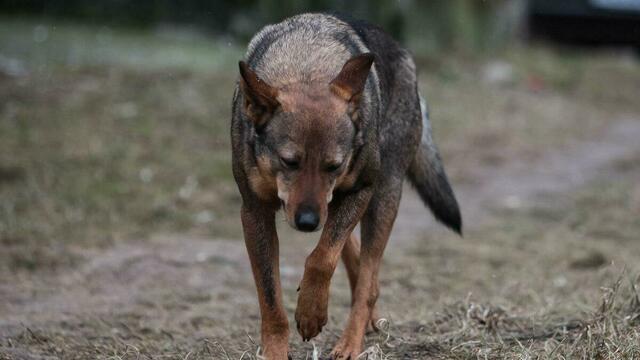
[260,330,290,360]
[294,301,328,341]
[261,348,290,360]
[261,344,290,360]
[329,336,363,360]
[295,283,329,341]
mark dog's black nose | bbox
[295,208,319,232]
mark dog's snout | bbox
[294,206,320,232]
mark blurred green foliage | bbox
[0,0,525,55]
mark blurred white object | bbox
[0,55,27,77]
[591,0,640,11]
[482,60,514,85]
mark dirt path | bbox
[393,117,640,246]
[2,118,640,357]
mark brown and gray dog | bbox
[231,13,461,359]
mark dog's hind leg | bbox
[341,233,380,333]
[241,203,290,360]
[341,234,361,302]
[332,179,403,359]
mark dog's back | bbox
[246,14,373,87]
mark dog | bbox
[231,13,461,359]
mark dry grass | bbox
[380,273,640,359]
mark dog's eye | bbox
[280,156,299,169]
[325,162,342,173]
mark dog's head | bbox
[238,53,374,232]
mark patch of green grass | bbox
[0,68,244,270]
[0,19,245,271]
[0,17,244,73]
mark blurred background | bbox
[1,1,640,359]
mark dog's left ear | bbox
[238,61,279,127]
[329,53,375,105]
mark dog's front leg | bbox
[241,203,289,360]
[295,188,373,341]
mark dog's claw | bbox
[295,316,325,342]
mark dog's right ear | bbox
[238,61,279,127]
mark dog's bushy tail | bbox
[407,97,462,235]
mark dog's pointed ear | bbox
[329,53,374,103]
[238,61,279,127]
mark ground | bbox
[1,19,640,359]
